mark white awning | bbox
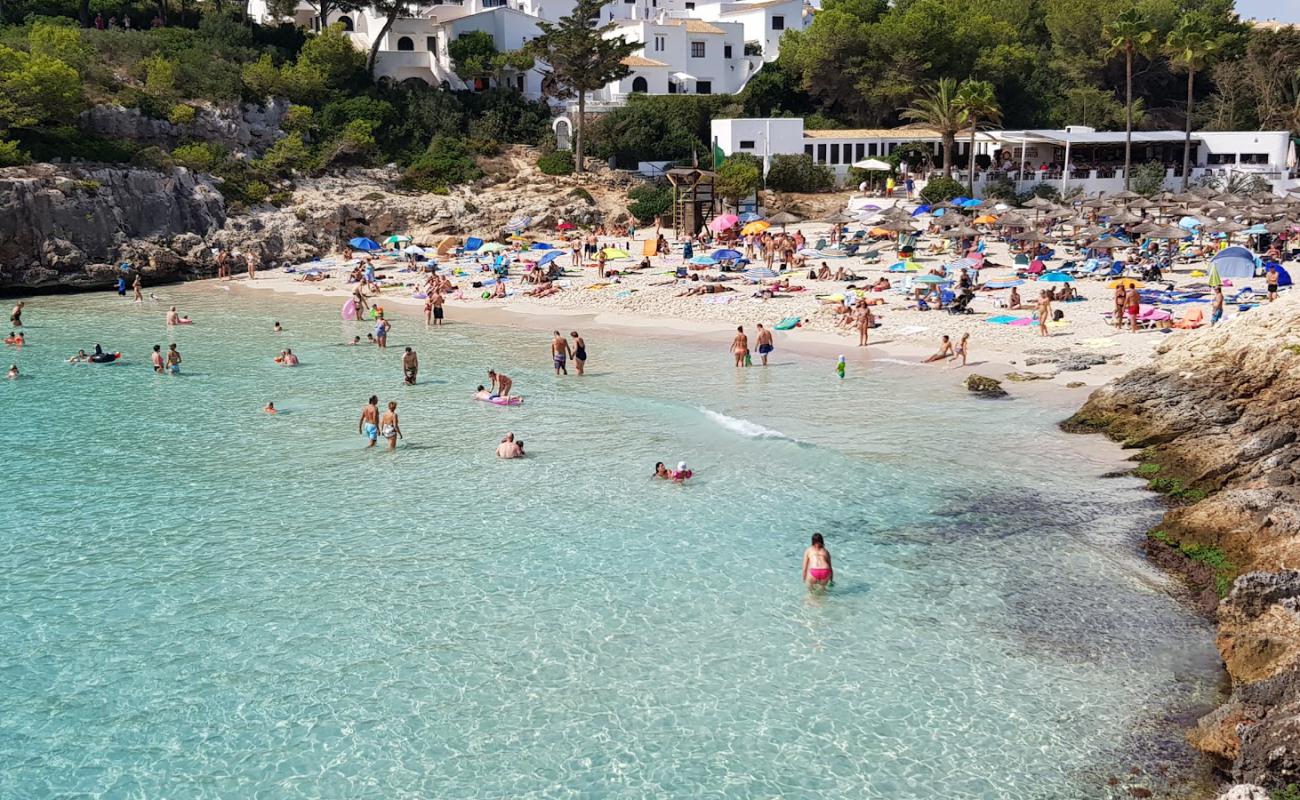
[852,158,892,170]
[671,71,697,82]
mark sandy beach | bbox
[222,196,1255,397]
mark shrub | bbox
[1130,161,1167,197]
[0,138,30,167]
[75,179,100,192]
[260,132,314,175]
[171,141,221,171]
[627,182,671,224]
[402,135,482,191]
[244,180,270,203]
[28,21,89,73]
[568,187,594,203]
[168,103,197,126]
[537,149,573,176]
[919,175,964,203]
[12,127,138,163]
[983,177,1017,202]
[765,154,834,193]
[715,153,762,204]
[281,104,314,134]
[131,145,174,170]
[241,53,281,99]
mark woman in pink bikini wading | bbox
[802,533,833,589]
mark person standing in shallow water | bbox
[551,330,571,375]
[379,401,402,450]
[731,325,749,367]
[755,323,774,366]
[802,533,833,589]
[402,347,418,385]
[570,331,587,375]
[359,395,379,448]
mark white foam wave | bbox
[871,357,923,367]
[699,407,795,441]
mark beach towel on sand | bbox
[774,317,800,330]
[1008,318,1034,326]
[985,315,1023,325]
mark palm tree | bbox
[1106,7,1154,191]
[954,80,1001,196]
[901,78,967,179]
[1166,17,1220,190]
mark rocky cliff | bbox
[1068,293,1300,792]
[78,101,291,155]
[1,149,625,292]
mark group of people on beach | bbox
[729,325,775,367]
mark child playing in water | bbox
[836,355,846,379]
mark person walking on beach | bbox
[9,301,23,328]
[1112,284,1126,329]
[856,305,872,348]
[488,369,513,397]
[952,333,969,367]
[756,323,774,366]
[431,289,446,326]
[551,331,572,375]
[247,250,258,282]
[402,347,418,385]
[731,325,750,367]
[1036,291,1052,337]
[1123,284,1141,333]
[1211,286,1224,326]
[359,395,380,448]
[380,401,402,450]
[165,343,182,374]
[570,331,587,375]
[132,274,143,303]
[802,532,833,589]
[1266,264,1280,303]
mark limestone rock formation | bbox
[1069,294,1300,790]
[962,374,1007,397]
[78,101,290,155]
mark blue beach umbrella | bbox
[1039,272,1074,283]
[961,199,983,208]
[1178,216,1202,230]
[911,205,931,216]
[1242,224,1268,236]
[530,242,554,250]
[534,250,562,267]
[712,249,744,260]
[690,255,718,266]
[349,237,381,251]
[913,274,950,284]
[739,212,763,223]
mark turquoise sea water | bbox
[1,285,1219,799]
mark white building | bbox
[712,117,1300,194]
[248,0,800,106]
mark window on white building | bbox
[804,144,814,157]
[654,35,665,51]
[868,142,877,156]
[816,144,826,162]
[1240,153,1269,164]
[337,15,354,30]
[739,140,755,149]
[685,1,694,8]
[397,36,414,50]
[724,44,732,58]
[632,76,648,92]
[426,36,437,54]
[696,80,711,94]
[772,15,784,29]
[830,143,840,164]
[691,41,705,58]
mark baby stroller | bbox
[947,289,976,315]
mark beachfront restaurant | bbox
[972,128,1297,195]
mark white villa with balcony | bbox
[247,0,801,107]
[712,118,1300,195]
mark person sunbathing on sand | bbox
[871,277,891,291]
[677,284,733,296]
[526,282,560,298]
[924,335,955,363]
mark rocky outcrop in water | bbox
[1068,294,1300,791]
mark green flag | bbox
[713,143,726,170]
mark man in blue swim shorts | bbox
[551,330,571,375]
[358,395,380,448]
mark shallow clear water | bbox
[1,285,1219,799]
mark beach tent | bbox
[603,248,631,259]
[436,236,459,254]
[1211,246,1258,279]
[349,237,381,251]
[464,237,484,252]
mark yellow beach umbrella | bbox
[974,214,998,224]
[1106,278,1144,288]
[602,248,631,259]
[741,221,770,235]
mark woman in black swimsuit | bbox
[570,331,587,376]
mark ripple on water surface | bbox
[0,286,1220,798]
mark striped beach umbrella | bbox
[743,267,778,281]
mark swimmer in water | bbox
[6,364,18,379]
[496,432,522,459]
[166,306,180,326]
[4,331,24,346]
[402,346,418,385]
[68,349,89,363]
[802,532,833,589]
[350,336,362,346]
[654,461,672,479]
[10,301,24,327]
[273,321,283,333]
[264,402,277,414]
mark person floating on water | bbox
[836,355,846,379]
[359,395,379,448]
[273,321,283,333]
[802,532,833,589]
[4,331,23,346]
[380,401,402,450]
[264,402,277,414]
[403,347,418,385]
[5,364,17,379]
[68,349,89,363]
